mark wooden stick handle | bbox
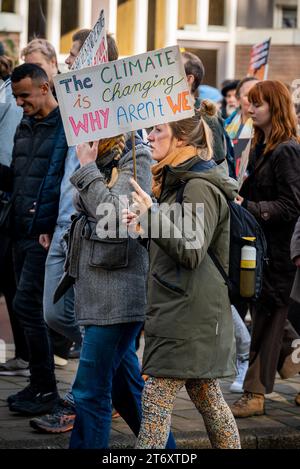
[131,131,137,182]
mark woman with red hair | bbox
[232,80,300,417]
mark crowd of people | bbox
[0,28,300,449]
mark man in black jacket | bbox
[0,63,68,415]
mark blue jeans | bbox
[70,323,176,449]
[43,226,82,345]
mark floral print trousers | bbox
[136,377,241,449]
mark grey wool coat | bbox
[69,143,152,326]
[291,216,300,303]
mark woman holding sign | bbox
[123,104,241,449]
[66,134,175,449]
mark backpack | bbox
[176,161,268,306]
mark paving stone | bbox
[0,342,300,448]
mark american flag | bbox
[247,38,271,80]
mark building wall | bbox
[116,0,135,56]
[236,44,300,85]
[237,0,274,28]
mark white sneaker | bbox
[54,355,68,367]
[0,357,30,377]
[230,359,249,393]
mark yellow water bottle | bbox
[240,237,256,298]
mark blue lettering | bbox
[83,77,93,88]
[157,98,165,117]
[145,101,155,118]
[128,104,139,122]
[59,78,72,93]
[137,103,146,120]
[117,106,129,125]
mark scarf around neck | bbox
[151,145,198,199]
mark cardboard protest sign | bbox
[54,45,194,146]
[247,38,271,80]
[71,9,108,70]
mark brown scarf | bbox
[151,146,198,199]
[97,135,126,188]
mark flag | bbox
[247,38,271,80]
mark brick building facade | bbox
[236,45,300,85]
[1,0,300,86]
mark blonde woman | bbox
[123,106,241,449]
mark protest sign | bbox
[247,38,271,80]
[233,118,253,179]
[54,45,194,146]
[71,9,108,70]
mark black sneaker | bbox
[68,343,81,359]
[30,399,75,433]
[9,390,59,416]
[7,383,38,406]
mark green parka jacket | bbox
[141,157,238,379]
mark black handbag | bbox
[0,193,13,234]
[0,194,13,270]
[0,146,38,232]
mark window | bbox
[60,0,79,54]
[177,0,197,29]
[117,0,135,56]
[282,6,297,28]
[209,0,225,26]
[147,0,156,51]
[0,0,15,12]
[28,0,48,40]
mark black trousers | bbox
[12,238,56,391]
[0,236,29,361]
[288,300,300,336]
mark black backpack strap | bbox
[207,247,232,289]
[175,181,186,204]
[176,178,232,290]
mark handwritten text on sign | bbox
[54,46,194,146]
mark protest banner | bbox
[237,139,251,191]
[247,38,271,80]
[71,9,108,70]
[235,120,253,180]
[54,45,195,147]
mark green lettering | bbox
[101,66,112,84]
[145,56,156,72]
[165,50,176,66]
[128,59,143,76]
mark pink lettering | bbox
[99,108,109,128]
[89,111,102,131]
[69,114,89,136]
[69,108,110,137]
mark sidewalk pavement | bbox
[0,342,300,449]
